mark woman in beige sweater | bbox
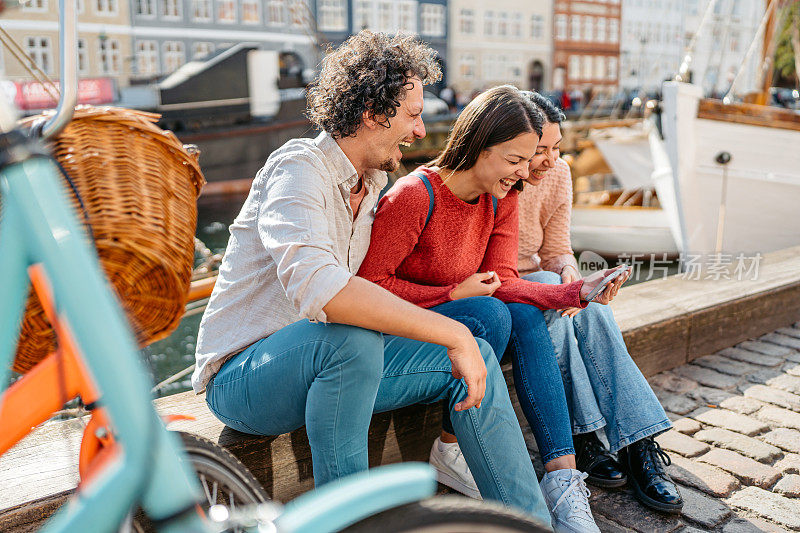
[518,91,683,515]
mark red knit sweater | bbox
[358,167,585,310]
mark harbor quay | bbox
[2,246,800,531]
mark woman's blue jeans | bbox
[204,318,551,525]
[523,270,671,452]
[432,297,576,465]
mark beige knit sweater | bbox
[517,157,580,277]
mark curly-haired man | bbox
[192,31,551,527]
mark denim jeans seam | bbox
[511,333,557,453]
[382,367,453,378]
[331,347,344,480]
[573,418,606,435]
[571,319,615,399]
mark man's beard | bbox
[379,158,400,172]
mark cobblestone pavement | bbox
[466,322,800,531]
[582,322,800,532]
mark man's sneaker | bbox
[540,469,600,533]
[428,437,482,500]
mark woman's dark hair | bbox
[306,31,441,139]
[522,90,566,125]
[431,86,543,189]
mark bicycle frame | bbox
[0,145,210,532]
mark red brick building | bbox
[552,0,621,93]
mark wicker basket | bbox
[11,106,205,373]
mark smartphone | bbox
[584,265,630,302]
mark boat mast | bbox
[748,0,780,104]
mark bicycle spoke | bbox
[211,480,219,504]
[199,474,213,504]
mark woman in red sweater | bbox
[358,86,624,532]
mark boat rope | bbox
[0,26,60,101]
[723,0,779,103]
[151,363,195,394]
[676,0,720,82]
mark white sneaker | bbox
[428,437,482,500]
[540,469,600,533]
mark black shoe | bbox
[574,431,627,488]
[619,437,683,514]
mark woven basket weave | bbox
[11,106,205,373]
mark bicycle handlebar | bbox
[41,0,78,139]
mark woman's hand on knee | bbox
[449,271,501,300]
[446,328,488,411]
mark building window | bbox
[242,0,260,23]
[192,0,212,21]
[26,36,54,75]
[95,0,117,15]
[582,55,592,79]
[398,1,415,32]
[136,40,158,75]
[354,0,370,29]
[288,0,306,28]
[597,17,607,43]
[484,11,494,36]
[420,4,444,36]
[217,0,235,22]
[607,56,618,80]
[459,52,475,79]
[98,38,121,74]
[22,0,48,11]
[191,41,214,59]
[530,14,544,39]
[555,14,567,40]
[317,0,346,31]
[582,16,593,41]
[77,38,88,74]
[570,15,580,40]
[568,55,580,80]
[459,8,475,34]
[162,0,181,18]
[511,12,522,38]
[594,55,605,79]
[609,19,619,43]
[135,0,155,16]
[267,0,286,25]
[163,41,185,73]
[497,11,508,37]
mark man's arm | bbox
[324,276,487,411]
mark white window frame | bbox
[192,41,214,59]
[267,0,287,26]
[192,0,212,21]
[25,36,54,76]
[162,0,182,19]
[581,55,592,80]
[22,0,48,12]
[98,37,121,75]
[511,12,522,38]
[288,0,306,28]
[568,55,580,80]
[420,4,445,37]
[530,14,544,40]
[135,0,156,17]
[570,15,580,41]
[497,11,508,37]
[241,0,260,24]
[77,38,89,75]
[162,40,186,74]
[136,39,159,76]
[216,0,236,23]
[608,19,619,43]
[597,17,607,43]
[398,1,416,32]
[459,52,475,80]
[316,0,347,32]
[95,0,118,16]
[484,10,494,37]
[555,14,567,40]
[607,56,618,80]
[459,8,474,35]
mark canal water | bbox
[146,193,679,397]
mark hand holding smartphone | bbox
[583,265,630,302]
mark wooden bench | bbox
[3,245,800,530]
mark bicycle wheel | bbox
[342,496,550,533]
[132,431,269,532]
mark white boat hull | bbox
[571,206,680,257]
[660,82,800,257]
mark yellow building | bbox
[0,0,132,108]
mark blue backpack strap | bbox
[409,170,435,228]
[492,195,498,216]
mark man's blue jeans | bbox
[432,297,576,465]
[204,318,551,525]
[523,270,671,451]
